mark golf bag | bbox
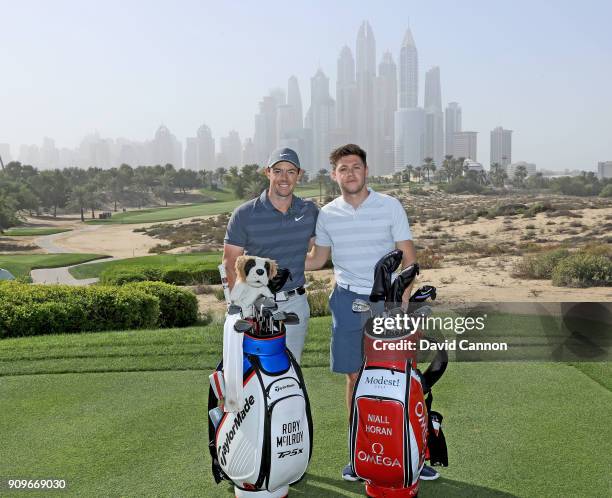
[349,251,448,497]
[208,293,313,498]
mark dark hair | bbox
[329,144,367,169]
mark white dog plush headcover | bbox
[229,255,278,315]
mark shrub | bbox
[513,249,570,279]
[307,290,330,317]
[0,282,159,338]
[125,281,198,327]
[419,247,444,269]
[599,184,612,197]
[551,253,612,287]
[100,263,221,286]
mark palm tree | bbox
[404,165,414,183]
[429,164,437,183]
[414,166,422,183]
[316,169,329,202]
[422,157,434,182]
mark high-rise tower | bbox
[424,66,444,166]
[445,102,462,157]
[336,46,358,143]
[307,69,336,172]
[374,51,397,175]
[399,26,418,108]
[356,21,376,153]
[490,126,512,168]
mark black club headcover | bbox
[409,285,437,302]
[267,268,292,293]
[369,250,403,302]
[388,263,420,304]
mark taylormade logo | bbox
[217,395,255,466]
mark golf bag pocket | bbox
[352,396,406,487]
[267,392,311,490]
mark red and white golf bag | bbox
[350,251,448,497]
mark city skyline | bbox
[1,0,611,172]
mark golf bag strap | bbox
[208,362,227,484]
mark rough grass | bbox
[69,253,222,280]
[0,254,108,279]
[3,227,72,236]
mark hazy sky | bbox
[1,0,611,171]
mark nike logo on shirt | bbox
[295,215,304,221]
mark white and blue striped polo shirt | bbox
[315,189,412,293]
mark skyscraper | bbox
[395,25,424,172]
[220,130,242,168]
[185,137,197,170]
[490,126,512,168]
[374,51,397,175]
[287,76,304,132]
[0,143,11,164]
[399,26,418,108]
[196,124,215,170]
[336,46,358,143]
[424,66,444,167]
[453,131,477,160]
[356,21,376,153]
[394,108,425,172]
[151,125,182,168]
[254,95,278,165]
[445,102,462,157]
[306,69,336,172]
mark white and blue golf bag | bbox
[208,295,313,498]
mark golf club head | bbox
[267,268,292,293]
[352,299,371,313]
[411,304,433,317]
[253,296,277,309]
[369,250,404,302]
[283,312,299,325]
[272,311,288,321]
[409,285,437,302]
[227,304,242,315]
[388,263,420,304]
[233,319,253,333]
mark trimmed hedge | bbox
[100,263,220,286]
[0,281,199,338]
[0,282,159,338]
[125,281,198,327]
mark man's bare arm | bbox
[305,243,331,271]
[223,243,245,289]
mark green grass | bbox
[0,254,108,279]
[3,227,72,236]
[85,200,244,225]
[0,314,609,496]
[68,252,222,280]
[198,187,238,202]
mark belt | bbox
[274,286,306,302]
[337,282,372,295]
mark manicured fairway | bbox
[68,252,222,280]
[3,227,72,236]
[0,317,610,497]
[0,254,108,279]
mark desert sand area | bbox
[2,190,611,307]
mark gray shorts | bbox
[275,293,310,364]
[329,285,383,374]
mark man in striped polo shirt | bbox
[223,148,318,363]
[306,144,439,481]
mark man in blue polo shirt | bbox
[223,148,318,362]
[306,144,439,482]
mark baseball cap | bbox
[267,147,300,170]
